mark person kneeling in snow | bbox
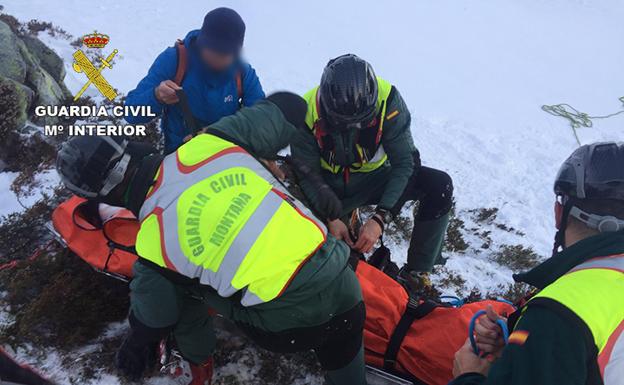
[55,93,367,385]
[451,142,624,385]
[293,54,454,287]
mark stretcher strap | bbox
[383,299,439,370]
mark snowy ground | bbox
[1,0,624,383]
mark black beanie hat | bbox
[197,7,245,55]
[267,92,308,129]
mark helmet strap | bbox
[552,196,573,255]
[99,153,131,197]
[569,206,624,233]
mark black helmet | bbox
[554,142,624,201]
[56,136,131,199]
[553,142,624,241]
[319,54,378,130]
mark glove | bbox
[315,184,343,221]
[287,156,342,220]
[116,313,171,381]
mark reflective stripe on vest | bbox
[303,77,394,174]
[531,254,624,384]
[135,134,327,306]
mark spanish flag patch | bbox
[386,110,400,121]
[508,330,530,346]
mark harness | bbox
[305,77,396,181]
[313,92,386,164]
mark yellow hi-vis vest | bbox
[303,77,394,174]
[529,254,624,384]
[135,134,327,306]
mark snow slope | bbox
[1,0,624,383]
[4,0,624,255]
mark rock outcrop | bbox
[0,18,69,171]
[0,19,71,130]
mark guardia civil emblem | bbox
[72,31,118,101]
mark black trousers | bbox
[236,301,366,371]
[389,166,454,221]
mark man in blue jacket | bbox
[125,7,265,152]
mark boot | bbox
[160,344,213,385]
[406,212,450,272]
[189,358,213,385]
[397,267,439,299]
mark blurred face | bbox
[200,48,235,72]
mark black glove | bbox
[116,313,171,381]
[287,156,342,220]
[315,183,343,221]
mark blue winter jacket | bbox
[125,30,265,152]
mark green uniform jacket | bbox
[133,100,362,333]
[292,86,418,214]
[451,230,624,385]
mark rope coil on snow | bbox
[542,96,624,146]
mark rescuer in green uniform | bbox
[293,54,454,279]
[451,142,624,385]
[55,93,367,385]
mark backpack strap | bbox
[174,39,244,105]
[235,69,244,108]
[173,39,188,86]
[383,298,440,371]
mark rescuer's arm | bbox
[206,99,296,158]
[377,88,418,210]
[450,306,588,385]
[207,99,342,219]
[289,125,325,205]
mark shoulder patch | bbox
[508,330,530,346]
[386,110,399,121]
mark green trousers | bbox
[129,251,365,382]
[335,165,453,272]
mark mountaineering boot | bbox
[396,268,438,299]
[406,212,450,272]
[159,343,213,385]
[189,358,214,385]
[325,345,367,385]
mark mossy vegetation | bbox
[487,282,532,304]
[493,244,541,272]
[445,217,469,253]
[0,77,24,141]
[0,246,129,350]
